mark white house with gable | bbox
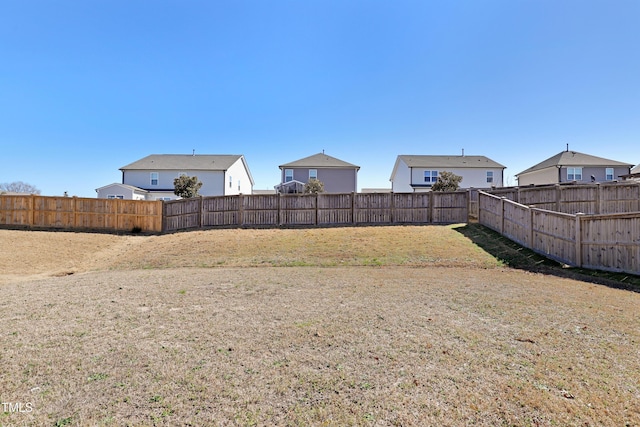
[96,154,254,200]
[390,154,506,192]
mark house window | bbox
[606,168,614,181]
[107,195,124,199]
[229,176,233,188]
[424,170,438,184]
[285,169,293,182]
[150,172,159,186]
[309,169,317,180]
[486,171,494,183]
[567,167,582,181]
[237,180,241,191]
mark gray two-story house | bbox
[516,150,633,186]
[275,153,360,194]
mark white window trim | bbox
[309,169,318,180]
[285,169,293,182]
[424,170,438,184]
[150,172,159,186]
[486,171,494,183]
[567,167,583,181]
[107,194,124,199]
[606,168,614,181]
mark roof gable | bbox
[120,154,244,171]
[279,153,359,170]
[516,151,634,176]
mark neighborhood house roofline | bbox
[390,155,506,181]
[279,153,360,170]
[95,183,149,193]
[120,154,255,186]
[515,151,633,177]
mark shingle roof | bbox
[516,151,633,176]
[396,155,505,169]
[279,153,359,169]
[120,154,243,171]
[95,183,148,193]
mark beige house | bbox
[390,154,506,192]
[97,154,254,200]
[516,150,633,186]
[275,153,360,194]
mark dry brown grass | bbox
[0,226,639,426]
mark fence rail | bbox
[0,195,163,233]
[162,192,469,231]
[489,182,640,214]
[478,191,640,275]
[2,184,639,276]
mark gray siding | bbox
[561,166,630,183]
[282,168,357,193]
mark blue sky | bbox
[1,0,638,196]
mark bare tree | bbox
[0,181,41,194]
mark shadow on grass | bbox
[454,223,640,293]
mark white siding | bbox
[225,158,253,195]
[123,170,226,196]
[392,159,504,191]
[391,159,413,192]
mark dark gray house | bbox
[516,150,633,186]
[275,153,360,194]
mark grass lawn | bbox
[0,225,638,426]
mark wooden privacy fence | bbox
[478,191,640,275]
[163,192,469,232]
[489,182,640,214]
[0,195,163,233]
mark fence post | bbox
[315,193,319,225]
[429,191,434,223]
[575,213,584,267]
[528,207,534,249]
[390,192,395,224]
[115,199,120,231]
[595,184,601,215]
[72,196,78,229]
[277,193,282,226]
[29,194,35,227]
[199,196,204,228]
[351,192,356,225]
[238,195,244,227]
[555,184,562,212]
[500,197,505,234]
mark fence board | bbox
[392,193,431,223]
[431,192,468,223]
[0,195,162,232]
[531,209,577,265]
[502,201,532,247]
[478,190,639,275]
[318,193,352,225]
[581,213,640,273]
